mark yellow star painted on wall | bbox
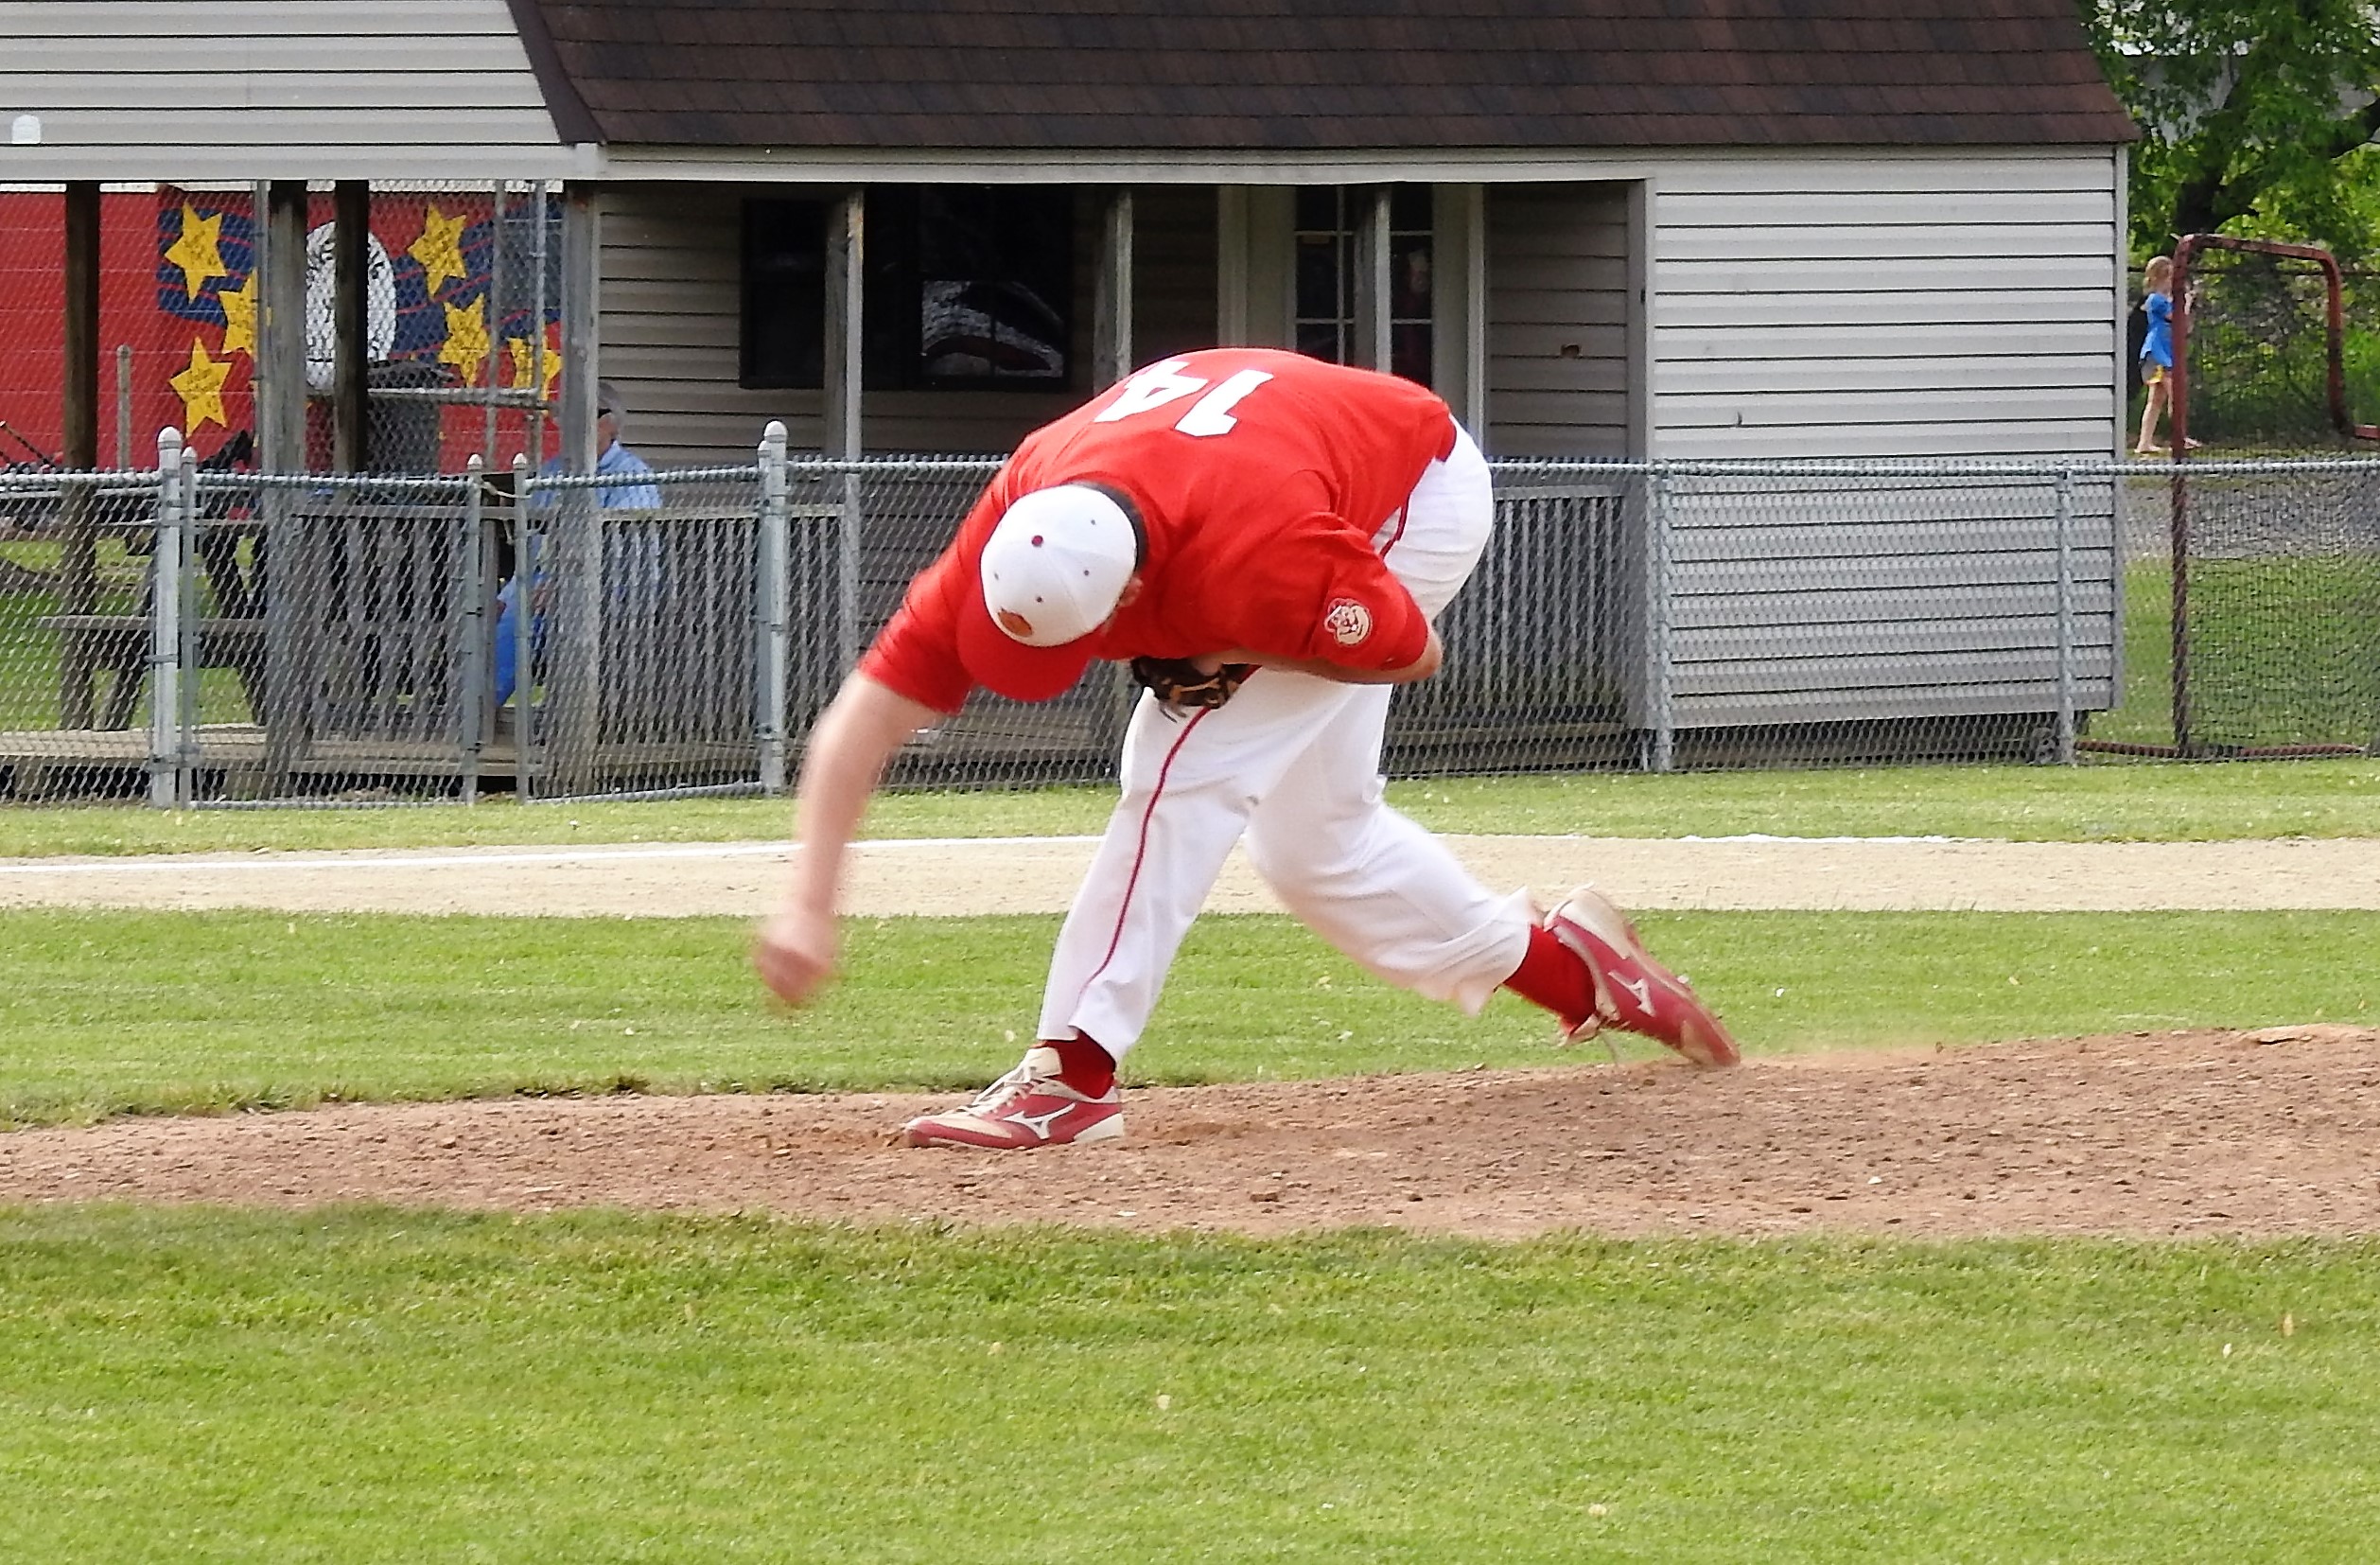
[164,203,229,301]
[438,294,491,384]
[170,338,232,431]
[218,273,257,358]
[408,204,471,297]
[506,335,561,398]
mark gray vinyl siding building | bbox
[1649,151,2125,461]
[1,0,2138,750]
[602,148,2124,465]
[1643,148,2126,729]
[0,0,578,181]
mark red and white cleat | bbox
[901,1046,1126,1149]
[1542,885,1740,1067]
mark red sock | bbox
[1502,924,1596,1024]
[1041,1031,1118,1097]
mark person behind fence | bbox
[751,347,1741,1152]
[494,380,663,703]
[2133,255,2196,457]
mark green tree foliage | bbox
[2082,1,2380,259]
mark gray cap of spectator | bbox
[596,380,625,429]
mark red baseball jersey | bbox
[863,348,1460,711]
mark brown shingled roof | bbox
[516,0,2136,151]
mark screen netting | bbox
[2127,239,2380,755]
[2168,241,2377,456]
[2114,463,2380,756]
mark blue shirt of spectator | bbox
[496,383,660,702]
[2140,288,2173,371]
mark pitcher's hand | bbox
[753,904,839,1008]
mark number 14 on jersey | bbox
[1094,359,1274,437]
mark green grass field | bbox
[5,1209,2377,1562]
[4,905,2376,1129]
[6,771,2379,1558]
[3,755,2377,855]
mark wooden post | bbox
[1626,178,1652,461]
[821,189,864,462]
[61,185,97,472]
[822,188,865,674]
[481,181,507,463]
[1353,185,1392,373]
[256,182,309,477]
[1093,187,1135,390]
[547,182,604,795]
[114,343,132,467]
[58,182,101,728]
[1463,184,1487,440]
[557,185,601,480]
[259,180,311,783]
[1429,184,1488,443]
[1215,186,1250,347]
[1242,188,1296,349]
[1091,185,1139,742]
[332,181,369,473]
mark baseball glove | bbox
[1130,656,1254,715]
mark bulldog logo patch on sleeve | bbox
[1322,597,1374,647]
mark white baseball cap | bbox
[978,484,1138,647]
[958,484,1142,702]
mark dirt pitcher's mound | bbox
[6,1028,2377,1238]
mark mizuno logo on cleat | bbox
[1008,1106,1073,1140]
[1617,975,1653,1011]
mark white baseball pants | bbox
[1036,427,1536,1058]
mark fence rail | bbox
[2,437,2373,807]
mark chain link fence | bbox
[2099,460,2380,757]
[2,444,2374,807]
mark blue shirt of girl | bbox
[2141,290,2173,369]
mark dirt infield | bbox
[5,1028,2376,1238]
[6,835,2378,1237]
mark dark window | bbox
[1388,184,1435,388]
[741,187,1076,393]
[1294,185,1356,365]
[869,185,1076,388]
[1291,185,1433,386]
[740,199,827,390]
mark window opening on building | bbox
[1292,185,1433,385]
[739,186,1076,392]
[741,199,828,390]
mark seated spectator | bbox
[494,381,659,704]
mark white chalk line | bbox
[0,835,2206,880]
[0,836,1110,877]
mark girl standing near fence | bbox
[2134,255,2193,456]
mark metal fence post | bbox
[755,421,792,793]
[147,429,186,808]
[547,476,603,798]
[459,454,488,803]
[1646,461,1677,773]
[837,465,863,676]
[511,452,535,800]
[2053,464,2077,765]
[176,442,199,786]
[2167,458,2193,756]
